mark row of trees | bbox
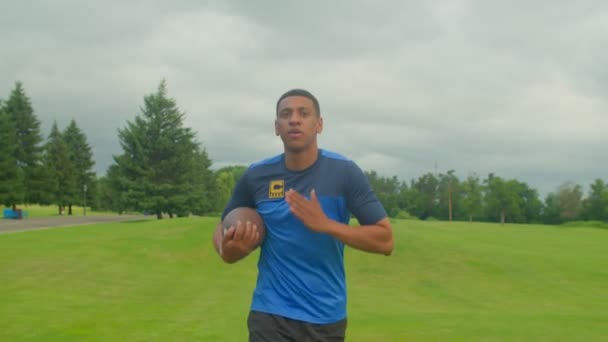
[0,82,96,214]
[2,80,606,224]
[0,80,229,219]
[365,170,608,225]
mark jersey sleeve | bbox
[345,161,388,225]
[221,170,255,221]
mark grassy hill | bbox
[1,219,606,341]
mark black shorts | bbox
[247,310,347,342]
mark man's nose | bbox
[288,113,302,124]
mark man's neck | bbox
[284,147,320,171]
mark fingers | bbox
[223,226,235,240]
[245,222,261,244]
[286,188,318,204]
[222,221,242,247]
[285,189,305,213]
[286,188,314,216]
[227,221,259,243]
[233,221,245,240]
[286,188,306,203]
[221,226,234,251]
[310,189,318,202]
[288,200,303,216]
[242,221,253,241]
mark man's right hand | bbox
[220,220,261,263]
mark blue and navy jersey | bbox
[221,149,387,324]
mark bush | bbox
[388,208,400,218]
[395,210,418,220]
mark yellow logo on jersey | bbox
[269,180,285,199]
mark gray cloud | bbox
[1,0,606,197]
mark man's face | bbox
[275,95,323,153]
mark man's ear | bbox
[317,116,323,134]
[275,119,279,136]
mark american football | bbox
[222,207,266,241]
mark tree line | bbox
[0,82,95,215]
[1,80,606,224]
[364,170,607,225]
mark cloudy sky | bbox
[1,0,606,197]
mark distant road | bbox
[0,215,153,234]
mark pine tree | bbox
[63,119,95,215]
[111,80,215,219]
[0,102,24,209]
[4,81,46,204]
[101,164,129,214]
[43,122,77,215]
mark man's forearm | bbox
[325,218,394,255]
[220,247,250,264]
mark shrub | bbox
[396,210,418,220]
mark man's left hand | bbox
[285,189,330,233]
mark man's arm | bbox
[285,189,394,255]
[321,217,393,255]
[212,170,260,263]
[212,221,262,263]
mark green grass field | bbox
[1,219,607,341]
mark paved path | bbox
[0,215,153,234]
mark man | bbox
[212,89,393,341]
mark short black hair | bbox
[276,89,321,116]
